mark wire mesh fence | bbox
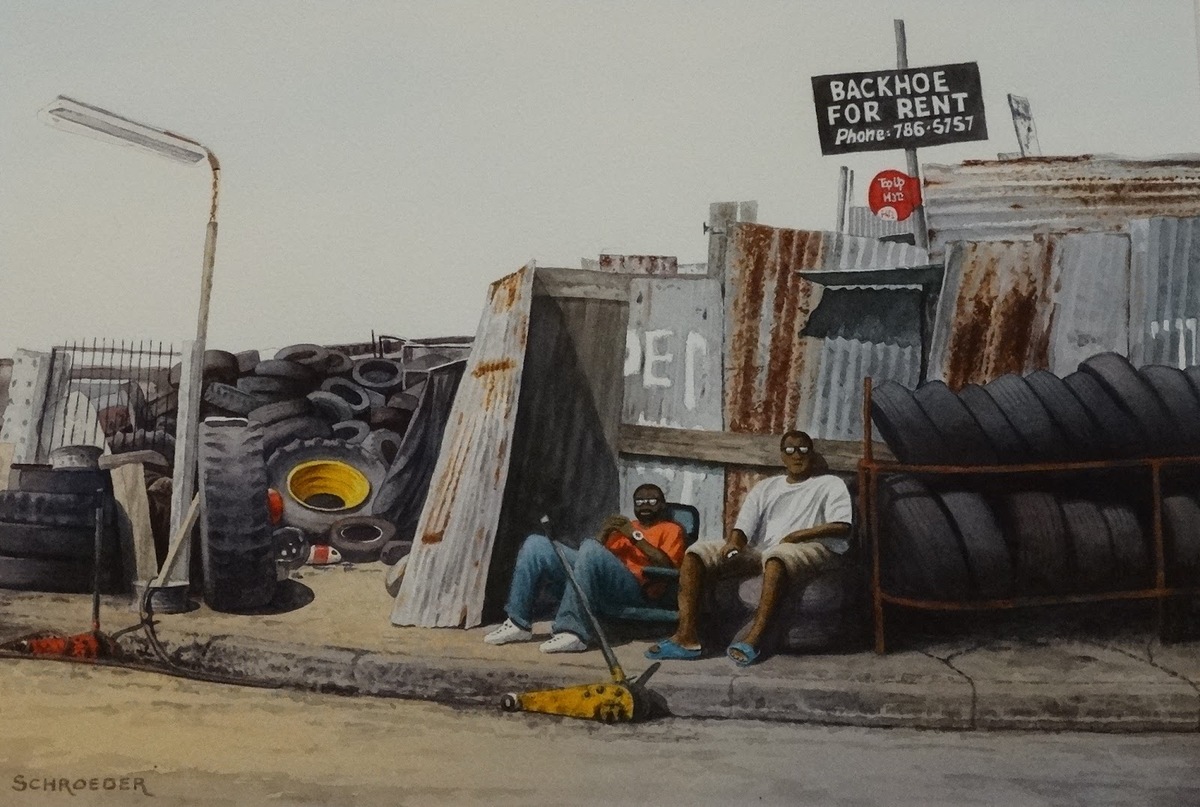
[41,339,181,466]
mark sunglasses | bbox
[782,445,811,455]
[633,497,661,506]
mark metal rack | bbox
[857,377,1197,654]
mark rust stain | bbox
[421,529,445,545]
[472,358,515,378]
[491,270,524,313]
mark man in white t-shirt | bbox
[645,429,853,666]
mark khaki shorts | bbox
[686,540,838,581]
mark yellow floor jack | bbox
[500,532,662,724]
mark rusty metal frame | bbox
[859,377,1193,654]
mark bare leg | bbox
[740,558,789,651]
[668,554,706,648]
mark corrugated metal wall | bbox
[923,156,1200,259]
[845,206,916,240]
[621,276,725,542]
[723,222,928,530]
[392,266,535,628]
[1130,216,1200,368]
[1047,232,1131,373]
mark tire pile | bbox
[0,467,121,593]
[871,352,1200,600]
[193,344,443,609]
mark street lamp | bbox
[41,95,221,598]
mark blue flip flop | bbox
[644,638,702,661]
[726,641,760,667]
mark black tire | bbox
[262,416,334,458]
[307,391,356,423]
[202,382,260,417]
[1162,493,1200,585]
[254,359,316,384]
[1098,501,1151,590]
[0,521,96,561]
[109,429,175,460]
[275,344,331,368]
[387,390,421,411]
[322,351,353,376]
[1060,498,1116,592]
[0,554,92,592]
[272,526,311,571]
[1025,370,1103,461]
[329,516,396,563]
[913,381,997,465]
[934,490,1013,599]
[9,465,106,495]
[0,491,101,529]
[361,428,403,467]
[332,419,371,443]
[958,383,1031,463]
[870,381,951,465]
[237,375,304,397]
[248,398,312,426]
[367,406,411,435]
[1080,352,1174,455]
[235,350,261,375]
[320,378,372,415]
[1062,371,1144,459]
[169,350,239,387]
[1140,365,1200,454]
[877,475,971,600]
[380,538,413,566]
[197,418,276,612]
[982,374,1071,462]
[266,438,387,535]
[351,358,404,393]
[993,491,1070,596]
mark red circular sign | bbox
[867,170,922,222]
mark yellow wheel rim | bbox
[286,460,371,512]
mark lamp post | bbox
[41,95,220,595]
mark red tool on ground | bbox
[0,496,115,660]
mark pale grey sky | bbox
[1,0,1198,357]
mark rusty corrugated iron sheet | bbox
[924,155,1200,258]
[929,240,1054,389]
[598,254,679,274]
[1130,216,1200,368]
[845,206,916,241]
[391,264,534,628]
[723,222,927,530]
[1046,232,1130,374]
[799,337,922,442]
[622,275,725,541]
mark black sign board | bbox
[811,62,987,155]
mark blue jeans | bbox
[504,534,647,642]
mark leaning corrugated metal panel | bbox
[1129,217,1200,368]
[802,338,921,441]
[391,264,535,628]
[924,155,1200,259]
[723,222,926,531]
[1046,232,1130,374]
[928,240,1054,389]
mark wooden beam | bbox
[618,423,893,472]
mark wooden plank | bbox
[110,462,160,586]
[532,267,629,302]
[618,423,893,471]
[0,442,13,491]
[165,340,203,586]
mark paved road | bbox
[0,658,1198,807]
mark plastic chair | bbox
[608,502,700,623]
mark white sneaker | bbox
[539,632,588,654]
[483,618,533,645]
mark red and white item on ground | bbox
[306,544,343,565]
[867,169,922,221]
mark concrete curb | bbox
[112,630,1200,732]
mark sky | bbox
[1,0,1199,358]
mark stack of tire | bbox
[0,466,121,593]
[196,344,438,576]
[871,352,1200,600]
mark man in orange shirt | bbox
[484,484,686,653]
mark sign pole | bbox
[894,19,929,251]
